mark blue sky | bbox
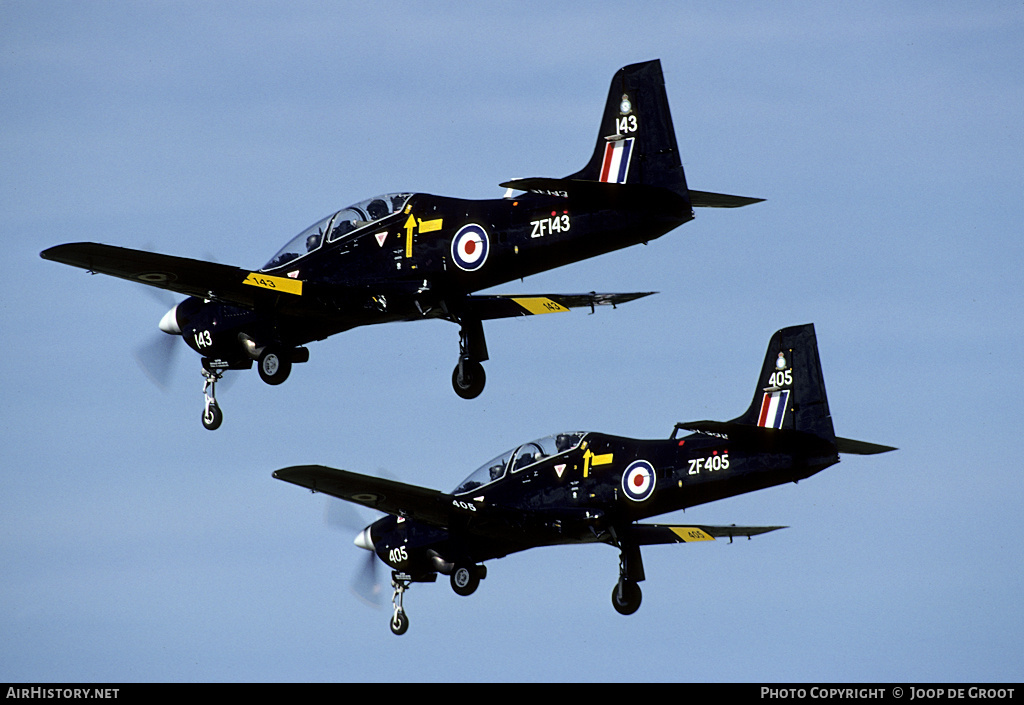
[2,1,1022,683]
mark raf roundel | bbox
[451,223,490,271]
[622,460,656,502]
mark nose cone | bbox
[159,304,181,335]
[354,526,374,551]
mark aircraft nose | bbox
[158,304,181,335]
[354,526,374,551]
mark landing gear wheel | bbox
[612,580,642,616]
[452,359,486,399]
[390,610,409,636]
[450,565,480,596]
[200,368,224,431]
[258,348,291,386]
[389,572,411,636]
[202,402,223,431]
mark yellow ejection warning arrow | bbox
[404,215,443,258]
[404,215,416,258]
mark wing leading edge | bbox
[273,465,452,527]
[41,242,316,312]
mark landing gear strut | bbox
[390,572,411,636]
[451,319,488,399]
[201,369,223,431]
[611,534,645,616]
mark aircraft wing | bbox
[464,291,656,320]
[274,465,564,539]
[626,523,787,545]
[274,465,453,527]
[40,242,319,314]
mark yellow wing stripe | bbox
[670,527,716,542]
[243,272,303,296]
[512,297,571,315]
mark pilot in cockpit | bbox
[305,230,323,252]
[367,199,389,220]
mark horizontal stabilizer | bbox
[676,421,895,456]
[835,437,898,455]
[627,523,786,545]
[465,291,655,321]
[500,177,690,211]
[674,420,830,450]
[688,190,765,208]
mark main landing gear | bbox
[610,536,645,616]
[256,347,291,386]
[451,319,488,400]
[450,563,486,597]
[452,359,485,400]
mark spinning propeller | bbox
[132,287,185,390]
[324,500,384,607]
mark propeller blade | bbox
[323,500,385,608]
[324,499,368,532]
[133,332,179,389]
[351,550,383,608]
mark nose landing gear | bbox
[201,368,223,431]
[390,573,411,636]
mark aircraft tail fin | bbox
[677,324,896,456]
[564,59,762,213]
[566,60,689,200]
[732,324,836,443]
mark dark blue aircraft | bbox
[275,324,895,634]
[41,60,761,428]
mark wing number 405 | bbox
[452,499,477,512]
[388,546,408,564]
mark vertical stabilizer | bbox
[732,324,836,444]
[567,60,689,201]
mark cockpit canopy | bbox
[453,432,586,495]
[262,193,412,271]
